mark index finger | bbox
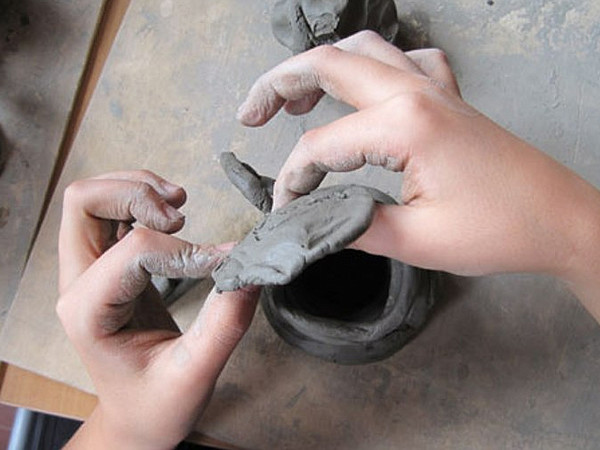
[59,175,186,293]
[57,228,228,345]
[272,100,410,208]
[237,44,430,127]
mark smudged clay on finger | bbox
[91,170,187,207]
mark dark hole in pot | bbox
[281,249,391,322]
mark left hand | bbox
[57,170,260,449]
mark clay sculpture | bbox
[212,152,436,364]
[271,0,401,53]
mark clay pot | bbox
[262,249,436,364]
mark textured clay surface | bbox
[271,0,400,53]
[212,184,379,291]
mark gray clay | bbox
[271,0,401,53]
[263,252,436,364]
[213,183,383,291]
[219,152,275,214]
[212,152,436,364]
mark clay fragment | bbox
[219,152,274,214]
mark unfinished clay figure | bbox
[219,152,275,214]
[271,0,400,53]
[212,152,436,364]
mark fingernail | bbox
[236,100,248,119]
[236,102,259,125]
[160,180,184,195]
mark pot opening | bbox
[281,249,391,322]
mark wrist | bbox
[553,181,600,321]
[64,406,178,450]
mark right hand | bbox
[237,31,600,319]
[237,31,600,276]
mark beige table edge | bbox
[0,362,242,449]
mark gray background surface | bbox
[1,1,600,448]
[0,0,101,331]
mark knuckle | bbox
[128,181,152,213]
[62,179,87,207]
[392,91,431,116]
[297,128,321,151]
[273,70,304,96]
[129,182,168,225]
[308,44,339,61]
[428,48,449,64]
[388,91,438,133]
[130,182,159,213]
[133,180,154,198]
[55,297,68,323]
[132,169,158,181]
[354,29,383,46]
[125,227,156,252]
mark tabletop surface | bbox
[0,0,101,332]
[2,1,600,449]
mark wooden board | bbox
[0,0,102,332]
[0,363,97,419]
[0,363,241,449]
[2,1,600,448]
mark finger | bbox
[335,30,424,75]
[337,32,460,96]
[350,203,412,261]
[280,31,425,117]
[406,48,461,96]
[57,229,229,344]
[351,203,461,273]
[272,97,418,208]
[59,178,186,291]
[283,90,325,116]
[92,169,187,208]
[237,44,430,127]
[336,32,459,96]
[63,178,185,229]
[180,285,260,384]
[277,44,460,121]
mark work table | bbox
[2,1,600,448]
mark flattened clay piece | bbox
[271,0,400,54]
[212,152,436,364]
[213,184,381,291]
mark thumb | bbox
[181,286,260,383]
[351,203,439,269]
[57,229,229,344]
